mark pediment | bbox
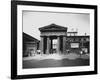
[39,23,67,32]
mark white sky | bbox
[23,11,90,40]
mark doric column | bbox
[51,38,53,53]
[46,36,50,54]
[57,36,60,54]
[35,43,37,54]
[63,36,66,54]
[81,38,84,48]
[49,38,51,53]
[40,37,44,54]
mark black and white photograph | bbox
[11,1,97,79]
[22,11,90,69]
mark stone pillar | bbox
[81,38,84,48]
[63,36,66,54]
[40,37,44,54]
[57,36,60,54]
[46,36,50,54]
[49,38,51,54]
[35,43,37,55]
[51,39,53,53]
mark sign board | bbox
[71,43,79,48]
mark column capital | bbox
[56,35,61,37]
[62,35,67,37]
[46,36,50,38]
[40,35,46,37]
[56,35,66,37]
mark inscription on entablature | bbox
[41,32,66,36]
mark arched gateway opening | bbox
[39,23,67,54]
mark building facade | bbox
[66,36,90,54]
[39,23,90,54]
[39,23,67,54]
[23,32,40,57]
[23,24,90,57]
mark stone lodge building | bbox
[39,23,67,54]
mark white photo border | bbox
[17,5,95,75]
